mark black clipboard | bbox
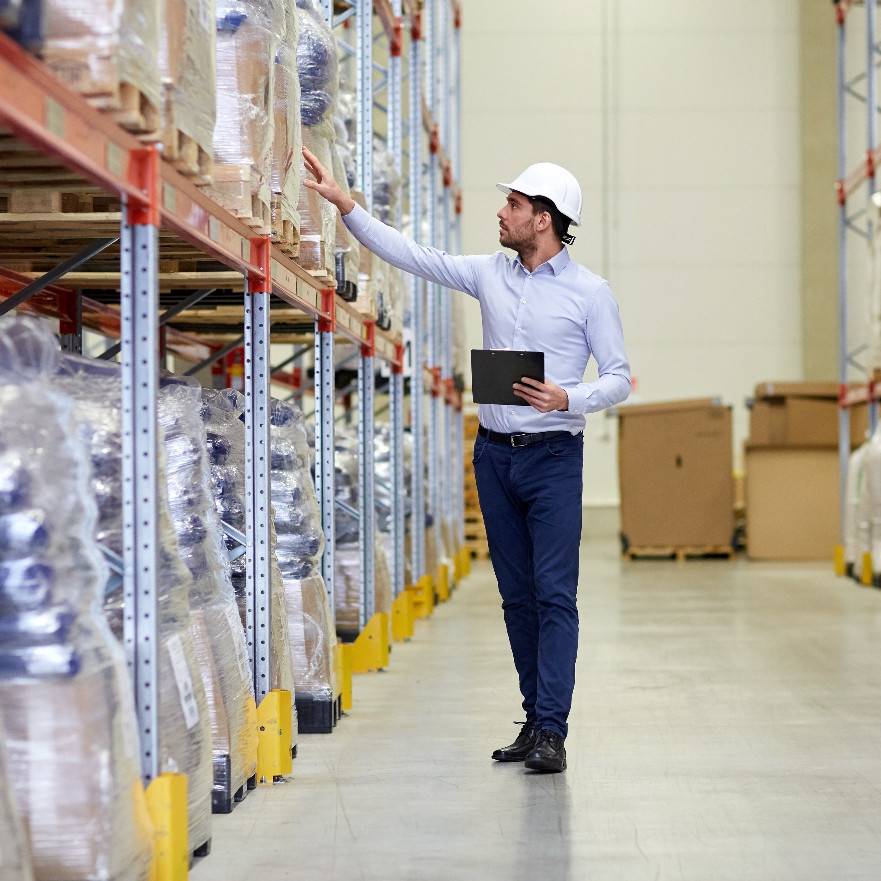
[471,349,545,406]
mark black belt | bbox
[478,425,579,448]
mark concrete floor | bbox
[193,536,881,881]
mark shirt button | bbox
[521,298,526,304]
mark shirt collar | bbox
[514,246,571,277]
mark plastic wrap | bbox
[159,379,257,807]
[0,724,33,881]
[272,0,302,238]
[295,0,337,127]
[0,317,152,881]
[201,390,299,738]
[845,443,869,573]
[53,354,213,853]
[863,426,881,577]
[41,0,160,122]
[158,0,217,166]
[296,0,338,275]
[211,0,285,227]
[332,141,361,292]
[270,399,335,700]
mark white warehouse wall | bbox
[458,0,802,506]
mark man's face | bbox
[497,191,540,250]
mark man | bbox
[303,148,631,773]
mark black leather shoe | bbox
[491,720,539,762]
[524,730,567,773]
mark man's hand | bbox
[302,146,356,215]
[512,377,569,413]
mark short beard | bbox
[499,222,537,255]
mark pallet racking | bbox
[834,0,881,547]
[0,0,464,809]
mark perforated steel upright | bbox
[425,0,442,571]
[408,9,426,583]
[243,237,273,700]
[120,147,161,781]
[389,0,406,598]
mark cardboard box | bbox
[749,382,868,448]
[745,446,840,560]
[618,398,734,548]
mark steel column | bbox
[356,0,374,212]
[315,324,336,610]
[358,351,376,627]
[120,213,160,782]
[408,21,426,581]
[243,282,272,702]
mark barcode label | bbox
[166,634,200,730]
[224,602,252,683]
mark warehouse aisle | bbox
[193,537,881,881]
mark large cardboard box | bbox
[749,381,868,448]
[745,446,839,560]
[618,398,734,548]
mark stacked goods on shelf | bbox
[332,86,360,301]
[270,0,301,256]
[158,0,216,180]
[159,377,258,812]
[371,139,404,332]
[618,399,734,560]
[200,389,299,742]
[295,0,338,283]
[269,399,338,732]
[333,427,392,637]
[374,424,413,587]
[462,413,488,559]
[0,317,153,881]
[852,426,881,585]
[745,382,869,561]
[39,0,161,134]
[210,0,284,233]
[0,728,33,881]
[845,440,870,581]
[54,352,214,856]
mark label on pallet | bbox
[166,634,200,730]
[224,602,252,682]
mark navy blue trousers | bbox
[472,430,583,739]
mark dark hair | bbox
[529,195,572,243]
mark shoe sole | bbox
[524,758,566,773]
[491,753,529,762]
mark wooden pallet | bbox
[91,81,160,137]
[208,165,272,234]
[163,127,213,183]
[624,545,735,562]
[271,197,299,258]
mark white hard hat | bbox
[496,163,582,226]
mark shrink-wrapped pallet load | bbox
[54,354,213,857]
[296,0,339,279]
[158,0,216,179]
[270,399,337,731]
[40,0,161,133]
[0,724,34,881]
[200,389,299,744]
[159,378,257,812]
[374,425,413,588]
[271,0,302,255]
[845,443,869,580]
[331,86,360,299]
[211,0,285,232]
[0,317,153,881]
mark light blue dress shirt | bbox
[343,203,631,435]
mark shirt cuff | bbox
[563,384,592,415]
[342,201,370,235]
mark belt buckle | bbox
[510,433,529,448]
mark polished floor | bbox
[193,534,881,881]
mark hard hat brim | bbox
[495,182,581,226]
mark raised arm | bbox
[302,146,480,298]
